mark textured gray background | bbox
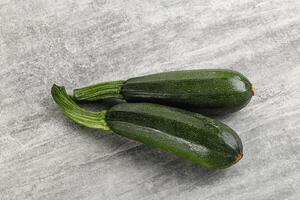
[1,0,300,199]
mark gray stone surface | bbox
[1,0,300,199]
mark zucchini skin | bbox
[121,69,253,115]
[106,103,243,169]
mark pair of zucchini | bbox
[52,69,254,169]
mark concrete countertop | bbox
[1,0,299,199]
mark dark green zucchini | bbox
[73,69,254,115]
[52,84,243,169]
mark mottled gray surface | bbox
[1,0,300,199]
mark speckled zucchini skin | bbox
[106,103,243,169]
[121,69,253,115]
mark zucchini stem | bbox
[251,84,256,96]
[73,80,125,101]
[51,84,110,130]
[234,153,243,163]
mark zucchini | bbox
[52,84,243,169]
[73,69,254,115]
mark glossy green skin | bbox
[121,69,253,115]
[106,103,243,169]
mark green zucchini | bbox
[52,84,243,169]
[73,69,254,115]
